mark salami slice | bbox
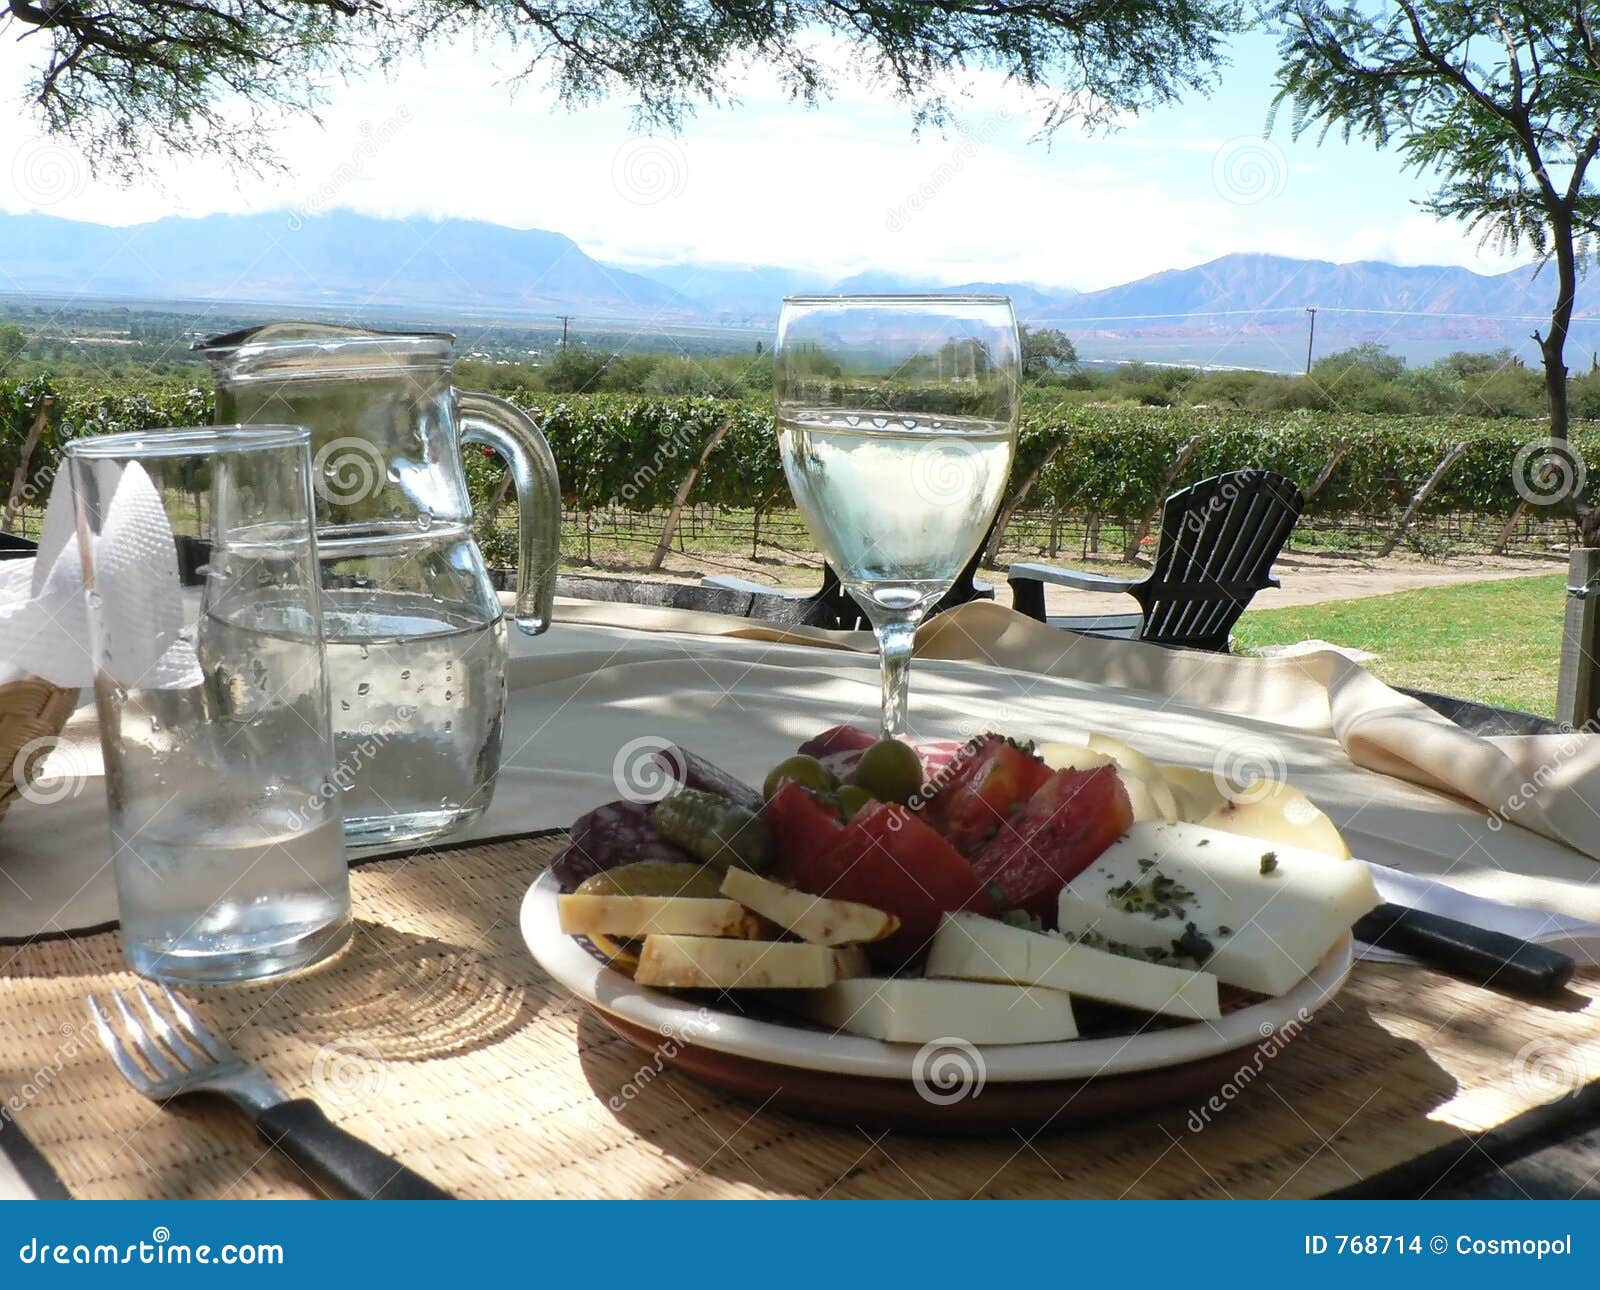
[552,799,691,890]
[651,746,762,813]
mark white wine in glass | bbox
[775,296,1020,738]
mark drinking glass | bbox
[775,296,1020,737]
[65,426,351,983]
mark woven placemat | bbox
[2,834,1597,1199]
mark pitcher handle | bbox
[458,391,560,636]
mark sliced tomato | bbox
[766,779,846,887]
[919,735,1053,855]
[971,765,1133,923]
[804,800,990,964]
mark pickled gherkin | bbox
[655,788,773,873]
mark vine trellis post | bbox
[984,445,1061,566]
[1,396,54,535]
[1123,433,1204,560]
[649,418,732,572]
[1376,441,1469,559]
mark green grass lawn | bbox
[1232,574,1566,717]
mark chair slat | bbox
[1130,469,1304,651]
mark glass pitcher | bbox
[196,324,559,850]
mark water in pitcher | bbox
[318,529,509,849]
[779,411,1014,610]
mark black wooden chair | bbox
[1008,469,1305,653]
[0,532,38,561]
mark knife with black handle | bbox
[1354,901,1577,996]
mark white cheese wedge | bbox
[719,867,898,945]
[925,911,1220,1021]
[558,894,762,939]
[634,936,867,989]
[1057,821,1379,996]
[801,978,1078,1044]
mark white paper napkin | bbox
[1359,859,1600,966]
[0,465,201,690]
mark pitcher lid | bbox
[194,323,456,378]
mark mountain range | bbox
[2,209,1595,368]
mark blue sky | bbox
[0,27,1527,291]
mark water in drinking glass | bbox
[114,792,347,980]
[779,410,1014,610]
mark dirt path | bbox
[573,544,1562,615]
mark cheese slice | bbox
[801,978,1078,1044]
[720,867,898,945]
[1058,821,1378,996]
[559,894,762,939]
[926,911,1220,1021]
[1158,764,1230,822]
[635,936,867,989]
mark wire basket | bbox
[0,675,78,825]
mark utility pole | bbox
[1304,307,1317,375]
[558,316,570,350]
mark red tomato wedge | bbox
[970,765,1133,922]
[790,800,991,965]
[766,779,846,885]
[919,735,1054,855]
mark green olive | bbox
[762,754,838,800]
[852,738,923,805]
[836,784,873,820]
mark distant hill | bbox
[1038,252,1557,325]
[2,210,1595,368]
[0,210,699,320]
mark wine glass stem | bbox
[875,610,920,740]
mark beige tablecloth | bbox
[4,598,1600,942]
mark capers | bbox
[762,753,838,800]
[851,738,923,805]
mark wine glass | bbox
[775,295,1020,738]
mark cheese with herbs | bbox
[1057,821,1378,995]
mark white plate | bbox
[521,868,1353,1082]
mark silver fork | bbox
[88,984,450,1200]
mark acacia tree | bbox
[1270,1,1600,458]
[5,0,1240,173]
